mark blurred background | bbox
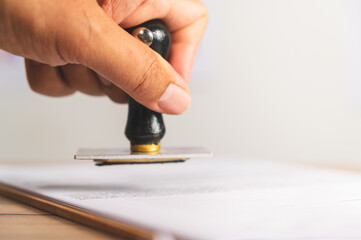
[1,0,361,167]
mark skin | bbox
[0,0,208,114]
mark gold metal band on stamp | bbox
[131,143,160,153]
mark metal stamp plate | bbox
[75,147,212,166]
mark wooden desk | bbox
[0,195,119,240]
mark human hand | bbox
[0,0,208,114]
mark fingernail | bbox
[158,84,191,114]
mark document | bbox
[1,157,361,240]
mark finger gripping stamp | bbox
[75,20,211,166]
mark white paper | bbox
[1,157,361,240]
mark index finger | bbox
[116,0,208,82]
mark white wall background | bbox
[1,0,361,167]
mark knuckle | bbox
[105,88,128,104]
[26,70,75,97]
[193,0,208,21]
[64,16,93,64]
[53,9,98,65]
[132,53,163,100]
[27,77,42,93]
[199,1,209,19]
[99,0,142,22]
[151,0,171,16]
[27,77,50,95]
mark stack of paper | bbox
[1,157,361,239]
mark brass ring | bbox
[131,143,160,153]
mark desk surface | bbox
[0,195,118,240]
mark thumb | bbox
[78,14,191,114]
